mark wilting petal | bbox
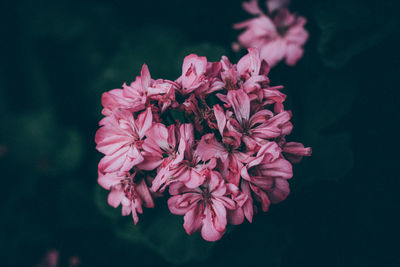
[283,141,312,163]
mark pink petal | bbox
[250,183,271,212]
[201,206,224,241]
[283,141,312,163]
[168,193,202,215]
[260,39,287,67]
[135,178,154,208]
[213,104,227,137]
[266,0,290,13]
[227,208,245,225]
[285,44,304,66]
[183,169,205,189]
[196,134,228,162]
[140,64,151,90]
[143,123,169,152]
[98,146,130,173]
[98,172,124,190]
[136,108,153,139]
[242,0,263,15]
[241,181,254,222]
[227,89,250,125]
[259,158,293,179]
[268,178,290,203]
[211,200,227,232]
[95,128,131,155]
[237,48,261,77]
[107,189,124,208]
[183,205,203,235]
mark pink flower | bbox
[101,64,170,116]
[240,142,293,221]
[138,123,179,171]
[150,80,178,113]
[197,132,249,186]
[98,171,154,224]
[38,250,59,267]
[177,54,208,95]
[151,123,216,192]
[234,1,308,67]
[95,107,152,173]
[219,48,269,100]
[38,250,80,267]
[168,169,246,241]
[224,89,292,151]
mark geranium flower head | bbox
[95,48,310,241]
[234,0,308,67]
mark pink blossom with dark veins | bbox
[95,107,152,173]
[168,169,246,241]
[98,171,154,224]
[240,142,293,221]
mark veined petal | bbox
[201,206,224,242]
[227,89,250,125]
[183,205,203,235]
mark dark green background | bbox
[1,0,399,266]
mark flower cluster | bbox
[234,0,309,67]
[95,48,311,241]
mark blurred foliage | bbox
[95,187,215,264]
[0,110,84,175]
[315,0,400,68]
[1,0,399,266]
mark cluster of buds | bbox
[95,48,311,241]
[234,0,309,67]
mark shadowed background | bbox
[1,0,399,266]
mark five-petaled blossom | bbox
[234,0,309,67]
[168,169,246,241]
[95,46,311,241]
